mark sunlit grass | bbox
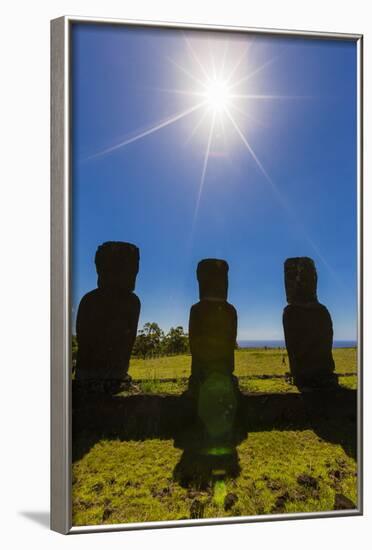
[72,430,357,526]
[127,348,357,394]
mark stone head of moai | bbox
[284,256,318,305]
[197,258,229,301]
[95,241,140,292]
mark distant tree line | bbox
[132,322,189,358]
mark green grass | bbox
[130,347,357,378]
[72,430,357,525]
[72,348,358,526]
[127,348,357,394]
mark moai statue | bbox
[283,257,338,389]
[75,241,140,392]
[188,259,238,398]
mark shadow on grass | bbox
[72,384,357,471]
[172,423,244,491]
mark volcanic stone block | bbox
[283,257,337,389]
[75,241,141,392]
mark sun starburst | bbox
[85,36,299,224]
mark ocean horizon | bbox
[237,339,357,349]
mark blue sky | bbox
[72,23,357,340]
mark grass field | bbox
[72,348,358,526]
[128,347,358,394]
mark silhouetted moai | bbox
[75,241,140,393]
[175,259,241,486]
[283,257,338,389]
[189,259,237,389]
[188,259,240,435]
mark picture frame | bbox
[51,15,363,534]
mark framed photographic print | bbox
[51,16,363,534]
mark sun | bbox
[87,37,282,220]
[87,38,280,164]
[204,79,231,113]
[87,36,292,217]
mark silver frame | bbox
[51,15,363,534]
